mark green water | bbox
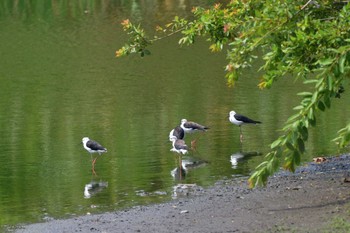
[0,0,349,228]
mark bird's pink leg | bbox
[92,157,98,176]
[92,157,98,166]
[191,140,197,151]
[191,133,204,151]
[239,126,243,143]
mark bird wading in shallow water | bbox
[82,137,107,174]
[169,136,188,155]
[180,119,209,148]
[229,111,261,143]
[169,135,189,179]
[180,119,209,133]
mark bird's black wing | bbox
[172,126,185,139]
[86,140,106,150]
[235,114,261,124]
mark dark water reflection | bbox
[0,0,349,228]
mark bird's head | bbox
[181,119,187,124]
[82,137,90,144]
[229,111,236,117]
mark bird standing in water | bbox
[169,135,189,155]
[180,119,209,148]
[229,110,261,143]
[169,135,189,179]
[82,137,107,174]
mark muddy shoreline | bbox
[13,154,350,233]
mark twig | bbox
[301,0,314,10]
[149,28,185,43]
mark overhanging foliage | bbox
[116,0,350,187]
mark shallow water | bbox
[0,0,349,227]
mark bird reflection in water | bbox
[84,180,108,198]
[230,151,261,169]
[171,162,187,180]
[171,157,208,180]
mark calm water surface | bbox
[0,0,349,228]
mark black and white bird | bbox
[82,137,107,172]
[229,110,261,142]
[180,119,209,148]
[180,119,209,134]
[169,126,185,141]
[169,136,188,155]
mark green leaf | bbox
[290,129,299,144]
[300,126,308,141]
[333,64,341,77]
[303,79,318,84]
[309,116,316,127]
[144,49,151,55]
[327,75,334,91]
[255,161,269,170]
[318,58,334,66]
[270,138,282,149]
[287,113,300,123]
[264,152,274,160]
[339,54,346,74]
[283,155,295,172]
[324,95,331,108]
[297,92,313,97]
[293,105,304,110]
[293,150,301,166]
[271,156,280,172]
[297,138,305,153]
[308,108,314,120]
[282,123,294,131]
[317,101,325,111]
[311,92,318,104]
[286,141,294,151]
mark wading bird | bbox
[169,135,189,179]
[180,119,209,148]
[82,137,107,173]
[229,110,261,143]
[169,135,188,155]
[180,119,209,133]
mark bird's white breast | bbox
[229,114,243,126]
